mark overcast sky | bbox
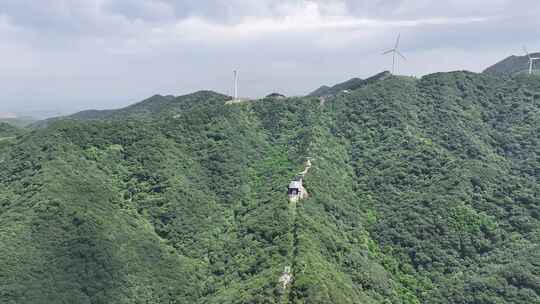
[1,0,540,117]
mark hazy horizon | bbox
[1,0,540,118]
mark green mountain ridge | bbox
[0,116,37,128]
[33,71,392,127]
[33,91,229,127]
[0,122,23,138]
[308,71,392,97]
[484,52,540,75]
[1,71,539,303]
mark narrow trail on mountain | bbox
[279,158,313,302]
[298,159,312,177]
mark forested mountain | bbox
[308,71,391,97]
[0,122,22,138]
[0,117,36,128]
[33,91,229,127]
[1,71,539,303]
[484,52,540,75]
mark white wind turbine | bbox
[524,47,540,75]
[233,69,239,99]
[383,34,406,74]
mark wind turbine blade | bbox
[396,51,406,60]
[395,34,401,49]
[382,49,394,55]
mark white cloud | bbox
[0,0,539,116]
[138,1,488,48]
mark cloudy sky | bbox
[1,0,540,117]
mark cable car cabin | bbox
[288,180,308,202]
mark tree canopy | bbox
[0,71,539,303]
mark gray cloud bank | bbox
[0,0,539,116]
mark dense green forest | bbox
[0,122,23,138]
[0,71,539,303]
[0,117,36,128]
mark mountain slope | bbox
[33,91,230,127]
[0,117,37,128]
[484,52,540,75]
[1,71,539,303]
[0,122,21,138]
[308,71,391,97]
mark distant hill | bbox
[309,78,363,97]
[33,91,229,127]
[0,117,37,128]
[265,92,286,99]
[309,71,391,97]
[484,52,540,75]
[308,85,331,97]
[0,122,22,138]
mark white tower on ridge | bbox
[524,47,540,75]
[383,34,406,74]
[233,70,239,100]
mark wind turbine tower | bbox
[524,47,540,75]
[383,34,406,74]
[233,70,239,100]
